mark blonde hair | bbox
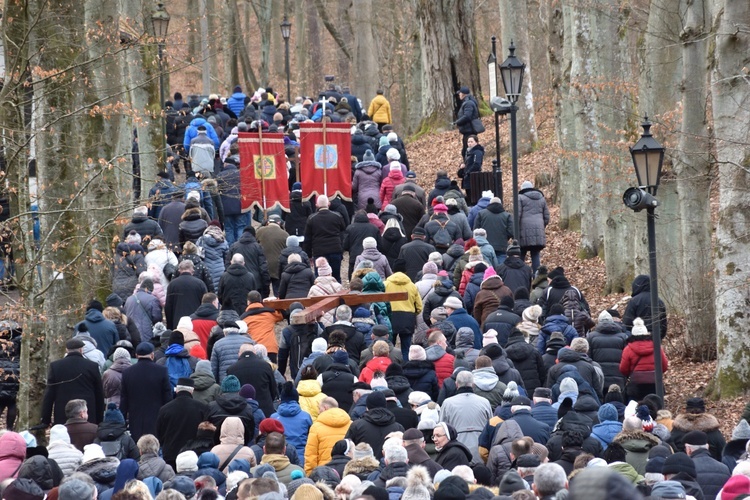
[122,480,153,500]
[103,307,122,322]
[373,340,390,357]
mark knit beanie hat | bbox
[483,266,498,281]
[605,384,624,404]
[239,384,256,400]
[176,451,199,473]
[482,329,498,347]
[332,350,349,364]
[719,475,750,500]
[598,310,613,323]
[280,381,299,403]
[521,180,534,190]
[645,456,666,474]
[315,257,332,276]
[434,476,470,500]
[82,444,105,464]
[366,391,387,409]
[733,419,750,441]
[4,478,45,500]
[221,375,241,393]
[168,330,185,346]
[259,418,285,435]
[164,476,196,498]
[217,309,241,328]
[287,235,300,247]
[50,424,71,444]
[422,261,439,276]
[503,381,520,403]
[559,377,579,394]
[409,345,426,361]
[312,337,327,353]
[631,317,649,336]
[363,237,377,249]
[104,402,125,423]
[523,305,543,322]
[113,347,131,362]
[195,359,212,375]
[354,444,374,460]
[499,470,526,494]
[661,452,696,477]
[597,403,618,423]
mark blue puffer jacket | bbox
[82,309,119,356]
[591,420,623,450]
[184,117,220,150]
[537,314,579,353]
[197,227,228,291]
[210,332,255,382]
[271,401,313,467]
[468,196,491,228]
[226,92,247,116]
[463,271,483,315]
[245,398,266,440]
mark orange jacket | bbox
[242,302,283,354]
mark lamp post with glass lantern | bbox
[280,17,292,102]
[152,2,170,159]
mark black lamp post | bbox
[499,41,525,242]
[487,36,503,203]
[152,2,170,159]
[280,16,292,102]
[624,115,666,400]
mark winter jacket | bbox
[351,134,373,162]
[398,239,437,282]
[359,339,403,369]
[94,421,139,461]
[353,161,383,210]
[474,202,514,253]
[619,336,669,381]
[82,309,120,356]
[190,370,222,405]
[508,408,551,444]
[472,367,507,411]
[102,357,131,406]
[421,280,461,325]
[537,314,579,353]
[455,95,479,135]
[240,303,283,354]
[206,394,256,447]
[445,308,481,348]
[303,208,347,257]
[226,92,247,116]
[345,408,404,459]
[517,188,550,249]
[547,348,603,397]
[671,412,727,461]
[482,305,522,347]
[255,222,288,281]
[47,439,84,476]
[271,401,313,465]
[179,208,208,244]
[320,363,356,413]
[368,94,392,124]
[359,356,393,384]
[165,273,208,330]
[622,275,668,337]
[183,117,220,150]
[190,302,220,349]
[453,328,481,370]
[0,432,27,480]
[112,243,147,301]
[308,276,344,326]
[278,261,314,299]
[441,389,492,463]
[210,331,255,382]
[462,269,484,315]
[587,321,629,389]
[226,232,270,293]
[490,355,525,389]
[124,290,162,344]
[380,169,404,207]
[402,360,439,401]
[0,331,20,401]
[496,256,533,295]
[304,407,352,475]
[297,380,327,422]
[463,144,485,188]
[277,246,309,278]
[532,401,559,430]
[426,345,455,389]
[76,457,119,494]
[591,420,623,450]
[540,275,590,318]
[473,276,513,326]
[691,448,731,500]
[285,191,313,238]
[355,248,392,280]
[179,252,214,292]
[612,429,660,475]
[504,334,546,393]
[424,213,461,251]
[210,417,257,473]
[428,176,452,206]
[138,453,175,483]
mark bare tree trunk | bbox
[250,0,272,86]
[712,1,750,397]
[499,0,538,153]
[415,0,480,127]
[352,0,379,105]
[305,0,322,93]
[336,0,353,80]
[271,0,285,95]
[639,0,682,119]
[674,0,715,358]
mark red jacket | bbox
[359,356,393,384]
[426,347,455,388]
[619,338,668,377]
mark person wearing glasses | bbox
[432,421,473,471]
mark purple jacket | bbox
[352,161,383,210]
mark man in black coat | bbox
[684,430,731,500]
[165,260,208,329]
[482,296,522,346]
[120,342,173,441]
[504,329,546,394]
[218,254,257,315]
[384,390,418,431]
[539,267,590,319]
[303,195,347,283]
[225,344,278,417]
[455,87,480,158]
[391,187,425,238]
[226,226,271,296]
[402,428,442,478]
[396,227,436,282]
[156,378,208,467]
[507,396,551,444]
[587,311,629,389]
[345,391,404,460]
[123,206,164,243]
[157,192,187,253]
[343,211,382,280]
[323,306,366,364]
[622,274,667,337]
[496,245,533,295]
[41,338,105,426]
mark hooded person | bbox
[670,397,726,461]
[432,422,473,471]
[94,403,140,461]
[47,425,84,476]
[209,416,257,473]
[271,382,313,467]
[344,391,404,460]
[76,444,120,494]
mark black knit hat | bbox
[168,330,185,346]
[366,391,387,409]
[662,452,696,477]
[280,381,299,403]
[87,299,104,312]
[434,475,470,500]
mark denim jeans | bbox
[317,252,343,283]
[521,248,542,273]
[400,333,412,361]
[224,213,249,246]
[495,252,507,266]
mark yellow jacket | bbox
[368,94,392,124]
[303,407,351,475]
[297,379,327,422]
[385,272,423,314]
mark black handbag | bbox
[471,118,485,134]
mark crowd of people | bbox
[0,82,748,500]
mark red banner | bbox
[238,132,290,212]
[299,122,352,201]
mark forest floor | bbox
[407,117,747,437]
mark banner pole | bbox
[258,123,267,218]
[320,96,328,198]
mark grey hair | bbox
[65,399,88,419]
[178,259,194,272]
[336,304,352,322]
[137,434,161,455]
[456,370,474,388]
[534,463,567,497]
[384,445,408,464]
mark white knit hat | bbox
[483,329,498,347]
[312,337,327,353]
[50,424,71,444]
[177,316,193,330]
[176,450,199,473]
[598,310,613,323]
[631,317,649,336]
[82,443,105,463]
[363,237,377,249]
[386,148,401,161]
[113,347,131,362]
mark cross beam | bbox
[264,291,408,323]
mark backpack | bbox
[371,302,393,338]
[100,439,124,459]
[561,288,592,335]
[431,219,453,248]
[166,355,193,389]
[290,325,319,375]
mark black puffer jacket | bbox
[402,360,439,401]
[427,176,451,205]
[94,421,140,460]
[422,280,462,325]
[303,208,347,257]
[179,207,208,244]
[622,274,668,338]
[278,261,315,299]
[546,348,602,397]
[285,191,313,238]
[587,321,628,389]
[345,408,404,460]
[545,411,602,462]
[540,275,590,318]
[344,213,382,266]
[482,306,521,346]
[351,133,373,162]
[179,252,214,292]
[226,231,270,293]
[504,334,546,393]
[496,256,533,295]
[0,326,21,400]
[218,263,257,315]
[381,227,407,268]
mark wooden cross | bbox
[264,291,408,323]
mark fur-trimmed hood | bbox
[343,456,380,476]
[612,429,661,451]
[673,412,721,433]
[201,178,218,193]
